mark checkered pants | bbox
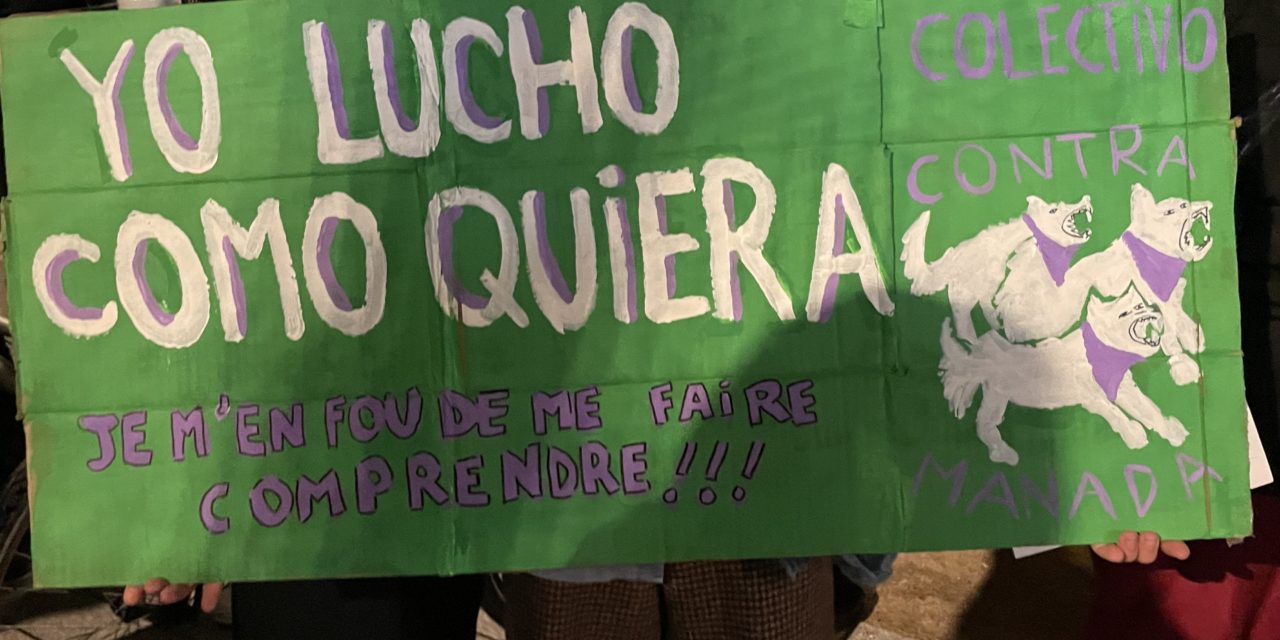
[500,558,836,640]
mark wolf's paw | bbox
[1183,328,1206,354]
[1169,355,1202,386]
[987,444,1020,466]
[1161,417,1190,446]
[1120,424,1150,450]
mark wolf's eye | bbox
[1050,208,1058,214]
[1165,209,1176,216]
[1181,202,1188,209]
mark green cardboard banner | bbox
[0,0,1251,587]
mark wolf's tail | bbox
[938,318,980,419]
[901,211,943,295]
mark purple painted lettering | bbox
[1176,453,1224,499]
[912,455,969,505]
[1109,124,1148,176]
[46,250,107,321]
[236,404,266,457]
[532,390,575,435]
[385,388,423,439]
[407,452,450,509]
[573,386,602,431]
[170,408,209,462]
[908,155,943,205]
[355,455,394,514]
[439,389,509,439]
[121,411,153,467]
[1010,139,1054,183]
[79,414,118,472]
[1066,7,1104,73]
[966,471,1019,518]
[911,14,949,81]
[787,381,817,426]
[1157,135,1195,179]
[455,455,490,507]
[1069,471,1117,520]
[679,383,714,423]
[316,217,354,312]
[1056,132,1096,177]
[548,446,579,499]
[581,442,620,496]
[997,12,1036,79]
[954,13,997,79]
[200,482,231,534]
[1144,5,1175,73]
[649,382,674,425]
[249,475,293,528]
[1099,2,1124,71]
[325,395,346,448]
[745,380,789,426]
[269,404,306,452]
[1131,11,1146,73]
[454,36,507,131]
[1180,8,1218,73]
[297,470,347,523]
[1037,5,1068,75]
[620,443,650,495]
[1124,464,1157,518]
[502,444,544,503]
[955,144,997,195]
[1019,470,1060,518]
[350,395,386,443]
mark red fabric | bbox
[1089,493,1280,640]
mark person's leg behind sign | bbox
[501,555,889,640]
[232,574,484,640]
[499,569,663,640]
[662,558,835,640]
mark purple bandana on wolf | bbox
[1022,215,1080,286]
[1082,322,1146,402]
[1122,232,1186,302]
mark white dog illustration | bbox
[939,285,1190,466]
[902,196,1093,344]
[995,184,1213,384]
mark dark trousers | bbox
[1090,493,1280,640]
[232,575,483,640]
[500,559,839,640]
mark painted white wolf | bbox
[994,184,1213,384]
[901,196,1093,344]
[939,285,1190,466]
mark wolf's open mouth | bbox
[1181,208,1212,252]
[1128,313,1164,348]
[1061,207,1093,240]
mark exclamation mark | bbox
[732,442,765,504]
[699,441,729,505]
[662,443,698,504]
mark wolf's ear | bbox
[1117,282,1152,309]
[1130,184,1156,213]
[1026,195,1048,211]
[1119,283,1138,304]
[1086,292,1105,319]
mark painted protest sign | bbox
[0,0,1251,587]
